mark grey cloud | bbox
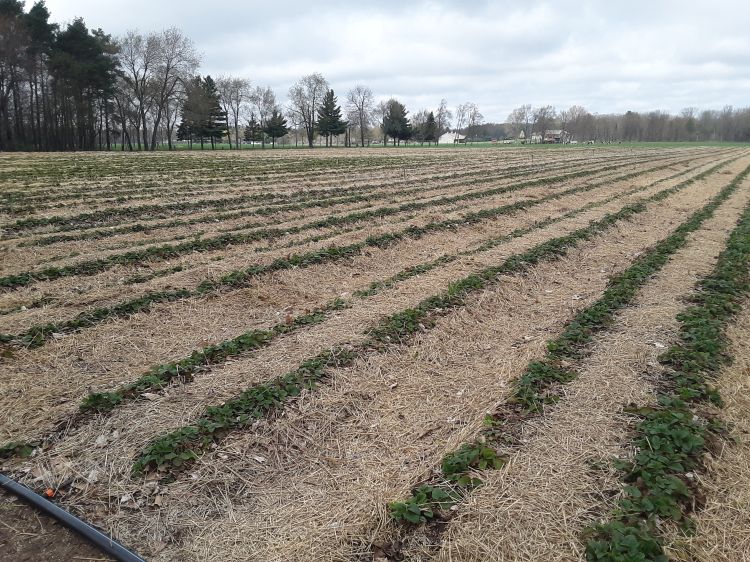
[44,0,750,121]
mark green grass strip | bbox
[0,159,667,290]
[387,164,750,526]
[3,156,710,347]
[585,196,750,562]
[132,163,738,475]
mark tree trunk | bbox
[306,124,314,147]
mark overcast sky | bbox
[43,0,750,122]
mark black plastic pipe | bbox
[0,472,146,562]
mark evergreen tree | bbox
[424,111,437,145]
[383,99,411,145]
[317,89,347,147]
[177,75,227,149]
[46,18,118,150]
[243,112,263,145]
[177,76,206,148]
[201,75,227,149]
[263,108,288,148]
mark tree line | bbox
[1,1,749,151]
[501,104,750,144]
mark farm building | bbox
[438,131,466,144]
[543,129,569,143]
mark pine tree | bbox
[263,109,288,148]
[317,89,347,147]
[244,112,263,145]
[177,76,206,148]
[383,99,411,146]
[201,75,227,149]
[424,111,438,145]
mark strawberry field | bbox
[2,146,750,561]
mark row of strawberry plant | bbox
[1,149,653,214]
[354,158,724,299]
[22,152,572,247]
[1,153,433,213]
[220,153,703,260]
[22,166,497,247]
[1,156,730,347]
[1,157,640,289]
[79,299,349,413]
[130,163,734,475]
[0,156,689,464]
[6,148,650,208]
[3,151,484,203]
[386,163,750,530]
[194,158,735,295]
[0,288,192,348]
[79,165,669,411]
[585,194,750,561]
[9,151,651,258]
[21,159,684,436]
[5,150,622,235]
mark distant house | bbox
[438,131,466,144]
[543,129,568,143]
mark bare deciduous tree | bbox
[465,102,483,139]
[250,85,275,148]
[117,28,199,150]
[149,28,199,150]
[218,75,250,149]
[117,30,158,149]
[345,84,373,147]
[507,104,533,139]
[288,72,328,147]
[454,103,468,142]
[560,105,589,142]
[453,102,481,142]
[372,100,389,144]
[532,105,556,142]
[435,98,452,141]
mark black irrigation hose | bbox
[0,472,146,562]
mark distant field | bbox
[1,146,750,561]
[111,140,750,151]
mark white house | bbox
[438,131,466,144]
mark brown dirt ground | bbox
[0,489,114,562]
